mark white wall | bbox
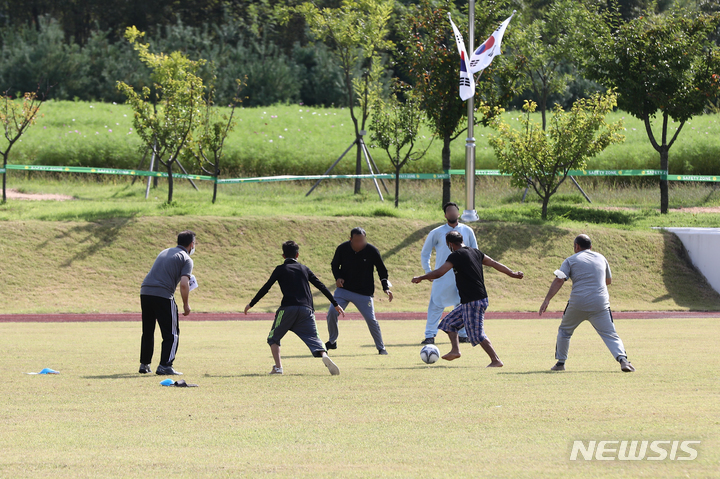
[663,228,720,295]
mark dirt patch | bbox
[6,189,74,201]
[669,206,720,214]
[596,205,720,214]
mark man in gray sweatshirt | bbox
[540,234,635,373]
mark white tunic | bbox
[420,223,478,307]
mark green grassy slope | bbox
[2,216,718,314]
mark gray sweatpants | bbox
[327,288,385,351]
[556,303,627,362]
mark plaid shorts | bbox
[438,298,489,346]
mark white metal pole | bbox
[462,0,479,223]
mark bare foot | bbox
[486,360,504,368]
[442,351,461,361]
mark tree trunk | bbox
[2,154,6,203]
[660,147,669,214]
[395,165,400,208]
[167,163,174,203]
[541,195,549,220]
[540,88,548,131]
[442,134,451,207]
[354,138,362,194]
[212,181,218,204]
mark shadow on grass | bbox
[82,373,151,379]
[497,370,618,375]
[36,207,142,222]
[470,222,569,260]
[657,230,720,310]
[382,222,438,262]
[37,214,138,266]
[279,354,367,359]
[546,205,635,225]
[362,365,470,370]
[359,343,422,348]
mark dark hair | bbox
[445,230,464,245]
[443,202,459,213]
[574,234,592,250]
[350,227,366,238]
[282,240,300,258]
[177,230,196,247]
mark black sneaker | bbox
[139,364,152,374]
[325,341,337,350]
[550,361,565,371]
[378,349,388,355]
[458,336,470,343]
[156,365,183,375]
[420,337,435,345]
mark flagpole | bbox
[462,0,479,223]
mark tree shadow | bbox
[381,222,439,261]
[469,222,570,261]
[37,214,137,267]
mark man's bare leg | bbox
[270,344,282,370]
[480,338,503,367]
[442,331,462,361]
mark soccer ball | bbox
[420,344,440,364]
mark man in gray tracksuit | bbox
[139,230,196,376]
[539,234,635,373]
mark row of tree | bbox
[2,0,720,217]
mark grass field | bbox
[3,100,720,479]
[7,100,720,176]
[1,318,718,478]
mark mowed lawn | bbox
[1,318,718,478]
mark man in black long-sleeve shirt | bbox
[244,241,344,375]
[326,227,393,355]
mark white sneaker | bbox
[269,365,283,375]
[322,356,340,376]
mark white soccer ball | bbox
[420,344,440,364]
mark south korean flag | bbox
[448,14,475,101]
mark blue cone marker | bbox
[159,379,175,386]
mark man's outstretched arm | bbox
[412,261,454,283]
[539,278,565,316]
[482,255,524,279]
[244,271,278,314]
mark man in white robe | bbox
[419,202,478,344]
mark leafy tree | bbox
[297,0,394,194]
[398,0,517,206]
[184,81,242,204]
[505,0,606,130]
[584,7,720,213]
[117,26,205,203]
[370,86,433,207]
[0,90,45,203]
[488,91,624,219]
